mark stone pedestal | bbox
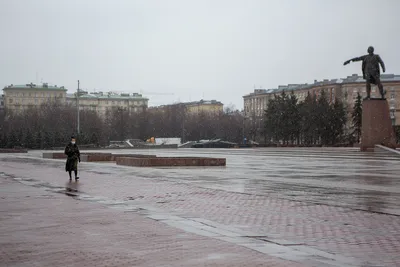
[361,99,396,151]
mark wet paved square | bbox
[1,147,400,266]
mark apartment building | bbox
[243,89,279,118]
[2,83,67,113]
[149,99,224,115]
[185,100,223,114]
[66,91,148,117]
[243,74,400,126]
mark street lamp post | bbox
[242,117,246,145]
[77,80,80,135]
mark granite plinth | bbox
[361,99,396,151]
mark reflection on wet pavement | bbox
[2,147,400,266]
[5,148,400,215]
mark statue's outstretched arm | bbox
[343,55,365,65]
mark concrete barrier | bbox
[116,156,226,167]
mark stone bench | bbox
[116,156,226,167]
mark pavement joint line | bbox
[2,174,364,267]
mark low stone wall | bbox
[0,148,28,153]
[42,152,226,167]
[110,154,156,161]
[116,156,226,167]
[43,152,156,162]
[80,153,113,162]
[43,152,66,159]
[43,152,111,161]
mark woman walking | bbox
[64,136,81,181]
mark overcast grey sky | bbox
[1,0,399,109]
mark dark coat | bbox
[64,143,80,172]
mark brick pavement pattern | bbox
[0,176,308,267]
[1,148,400,266]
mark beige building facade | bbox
[185,100,223,114]
[66,91,149,118]
[243,89,275,118]
[2,83,149,118]
[149,99,223,115]
[2,82,67,113]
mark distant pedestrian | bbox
[64,136,81,181]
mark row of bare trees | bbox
[3,92,395,149]
[0,103,246,149]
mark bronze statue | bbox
[344,46,386,100]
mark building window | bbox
[391,93,395,99]
[9,98,13,104]
[35,99,38,104]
